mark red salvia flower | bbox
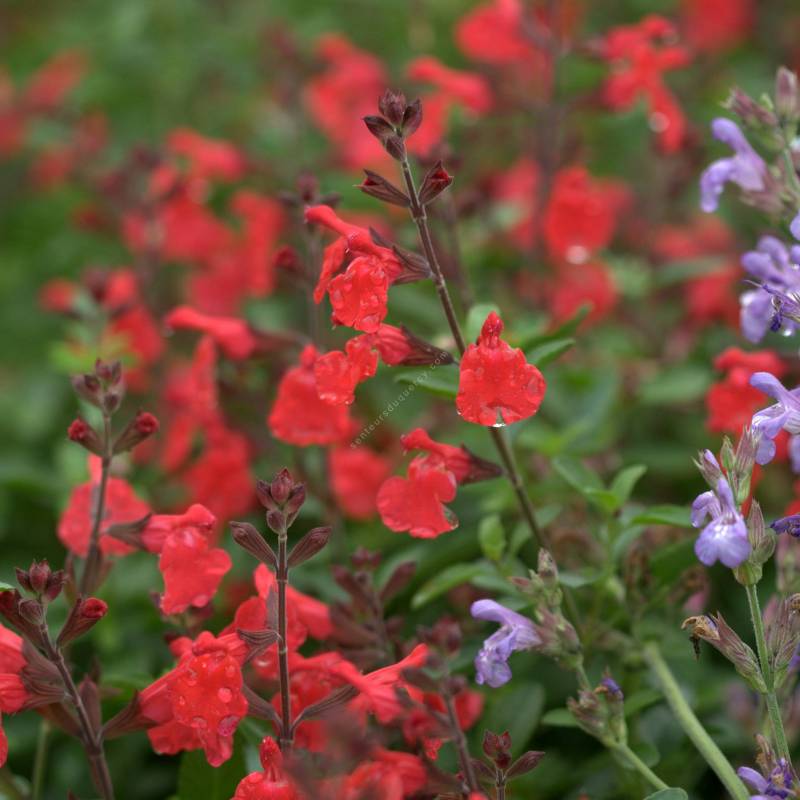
[547,261,618,326]
[601,15,691,153]
[329,446,392,519]
[377,456,458,538]
[681,0,753,54]
[165,306,256,360]
[542,167,628,264]
[58,458,150,557]
[706,347,785,434]
[314,335,379,406]
[492,157,540,250]
[400,428,500,484]
[456,312,546,426]
[142,632,248,767]
[232,737,300,800]
[23,50,86,112]
[268,345,354,446]
[166,128,245,183]
[337,749,427,800]
[0,624,29,768]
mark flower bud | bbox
[694,449,723,488]
[230,521,277,568]
[287,526,331,568]
[112,411,159,454]
[270,469,294,505]
[15,560,65,603]
[505,749,545,779]
[358,170,410,207]
[71,373,103,407]
[67,419,104,455]
[776,67,800,123]
[725,86,778,128]
[57,597,108,646]
[418,160,453,206]
[482,730,513,770]
[378,90,406,126]
[747,501,775,566]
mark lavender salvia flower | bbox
[691,477,750,567]
[771,514,800,537]
[739,237,800,342]
[738,759,796,799]
[700,118,767,213]
[749,371,800,464]
[470,599,541,688]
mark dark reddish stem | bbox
[38,622,114,799]
[276,525,293,750]
[80,413,112,595]
[443,691,480,794]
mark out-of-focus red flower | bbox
[547,261,618,325]
[58,459,150,557]
[601,15,691,153]
[492,158,540,250]
[333,644,429,723]
[232,737,300,800]
[39,278,78,313]
[377,456,458,538]
[165,306,256,360]
[337,748,427,800]
[161,336,219,472]
[167,129,245,183]
[181,423,255,522]
[314,335,379,406]
[23,50,86,112]
[652,217,740,328]
[268,345,354,447]
[457,312,546,426]
[329,446,392,519]
[305,34,389,169]
[141,632,247,766]
[403,687,483,760]
[542,167,628,264]
[706,347,785,434]
[0,624,29,768]
[681,0,753,54]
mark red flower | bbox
[39,278,77,313]
[58,459,150,557]
[304,205,403,333]
[0,624,28,767]
[456,0,536,65]
[400,428,499,485]
[681,0,753,54]
[456,312,546,426]
[161,336,219,471]
[165,306,256,360]
[232,738,300,800]
[142,632,248,766]
[141,505,230,615]
[23,50,86,112]
[338,749,427,800]
[547,261,618,326]
[492,158,539,250]
[314,335,378,405]
[181,423,255,522]
[305,35,389,169]
[329,446,391,519]
[542,167,628,264]
[166,128,245,183]
[333,644,429,723]
[268,345,354,446]
[377,456,458,538]
[403,688,483,760]
[407,57,492,115]
[601,16,691,153]
[706,347,785,434]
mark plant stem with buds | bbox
[276,523,293,751]
[610,742,669,791]
[38,622,114,800]
[80,412,112,595]
[745,583,793,768]
[443,691,479,794]
[643,641,749,800]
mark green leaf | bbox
[478,515,505,561]
[525,337,575,367]
[541,708,579,728]
[644,790,688,800]
[0,581,14,592]
[485,683,545,747]
[623,688,663,717]
[584,487,622,514]
[558,569,605,588]
[552,456,604,493]
[630,505,691,528]
[638,365,710,405]
[610,464,647,507]
[411,562,486,609]
[177,737,246,800]
[393,369,458,399]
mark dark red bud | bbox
[112,410,159,454]
[363,115,395,141]
[230,521,278,568]
[269,469,294,505]
[358,170,410,208]
[401,99,423,138]
[378,90,407,126]
[383,134,406,161]
[287,526,331,568]
[57,596,108,646]
[506,750,545,779]
[68,419,103,455]
[71,374,102,406]
[418,160,454,206]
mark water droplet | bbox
[649,111,669,133]
[184,669,198,686]
[217,715,239,736]
[565,244,589,265]
[192,716,207,729]
[225,665,237,678]
[217,687,233,703]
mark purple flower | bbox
[739,237,800,342]
[749,372,800,464]
[738,760,795,798]
[470,599,540,688]
[771,513,800,537]
[691,477,750,568]
[700,118,767,213]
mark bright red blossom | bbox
[314,336,378,406]
[165,306,256,360]
[457,312,546,426]
[329,446,391,519]
[268,345,354,446]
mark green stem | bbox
[611,742,670,792]
[780,132,800,199]
[643,641,749,800]
[0,767,25,800]
[744,583,793,766]
[31,719,50,800]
